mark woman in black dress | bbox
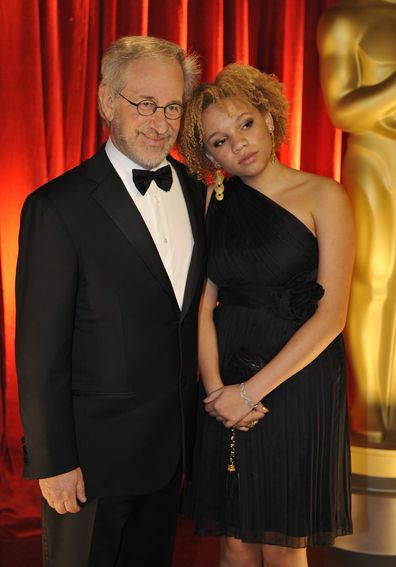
[179,64,354,567]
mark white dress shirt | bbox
[105,138,194,309]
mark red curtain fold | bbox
[225,0,250,64]
[0,0,339,538]
[279,0,305,168]
[149,0,189,48]
[188,0,224,81]
[300,0,343,179]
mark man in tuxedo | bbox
[16,35,205,567]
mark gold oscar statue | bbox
[318,1,396,556]
[318,0,396,446]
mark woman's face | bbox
[202,97,274,181]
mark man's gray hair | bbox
[99,35,201,100]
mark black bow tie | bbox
[132,165,173,195]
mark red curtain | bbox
[0,0,339,538]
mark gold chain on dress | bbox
[227,428,236,472]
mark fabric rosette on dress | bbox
[270,269,324,325]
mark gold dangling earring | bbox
[213,169,225,201]
[270,131,276,164]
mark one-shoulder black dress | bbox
[193,177,352,547]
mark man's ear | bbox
[264,111,274,133]
[98,83,116,124]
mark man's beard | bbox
[111,120,176,169]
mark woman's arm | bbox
[198,278,223,395]
[205,179,355,427]
[199,278,266,429]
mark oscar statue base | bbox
[334,444,396,555]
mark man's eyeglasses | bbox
[117,92,184,120]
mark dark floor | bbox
[1,517,395,567]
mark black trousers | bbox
[41,469,181,567]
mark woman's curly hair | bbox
[178,63,289,181]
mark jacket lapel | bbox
[87,148,177,303]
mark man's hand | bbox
[39,467,87,515]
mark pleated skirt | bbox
[192,335,353,547]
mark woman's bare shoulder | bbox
[293,170,347,201]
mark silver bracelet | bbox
[239,382,257,409]
[239,382,270,414]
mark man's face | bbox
[103,57,185,169]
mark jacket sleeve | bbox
[15,191,80,478]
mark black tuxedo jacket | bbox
[16,147,206,498]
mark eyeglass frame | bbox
[116,92,184,120]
